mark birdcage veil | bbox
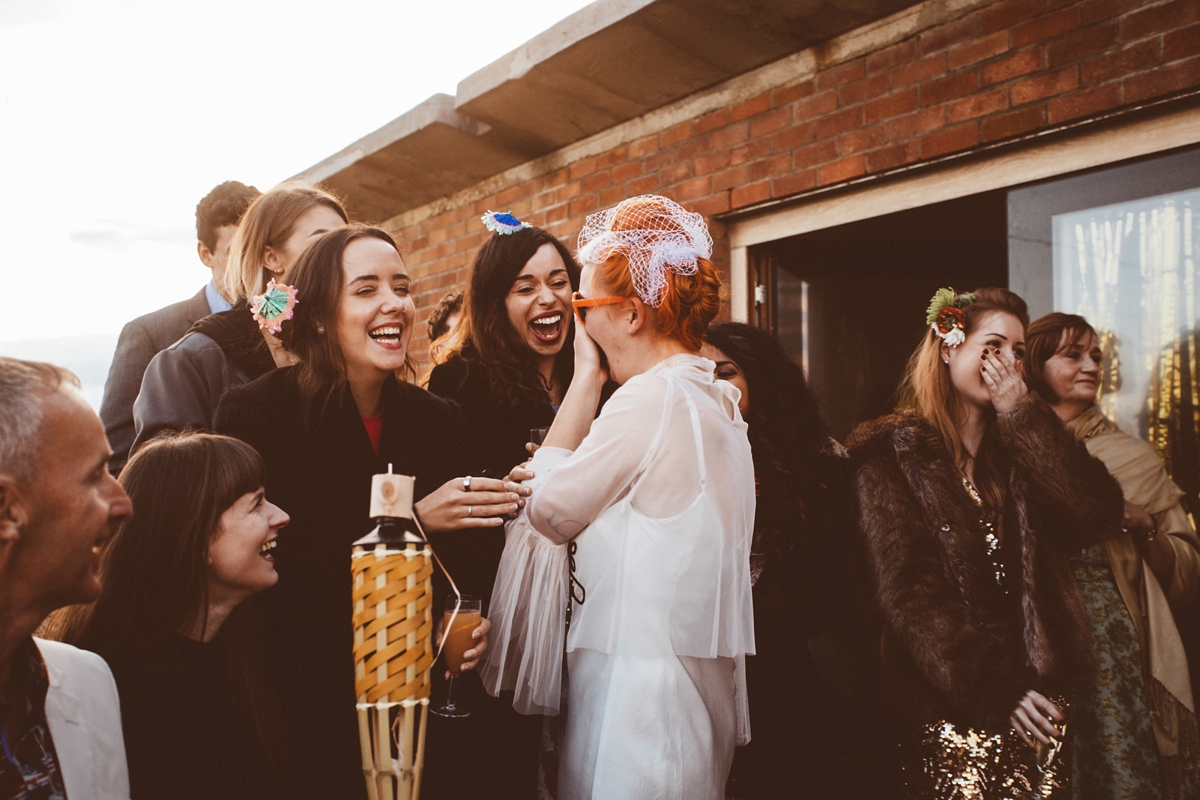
[576,195,713,308]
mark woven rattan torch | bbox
[352,466,433,800]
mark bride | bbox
[482,195,756,800]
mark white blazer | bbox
[34,638,131,800]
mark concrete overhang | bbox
[298,0,921,222]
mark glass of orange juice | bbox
[431,595,482,718]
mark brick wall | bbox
[392,0,1200,365]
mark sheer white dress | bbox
[482,354,756,800]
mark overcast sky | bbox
[0,0,593,352]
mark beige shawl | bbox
[1068,407,1200,761]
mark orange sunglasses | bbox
[571,291,625,321]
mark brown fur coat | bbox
[846,394,1125,731]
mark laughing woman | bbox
[214,225,513,800]
[427,215,580,478]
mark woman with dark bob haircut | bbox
[427,222,580,477]
[701,321,900,798]
[52,431,290,800]
[1025,312,1200,799]
[214,224,513,800]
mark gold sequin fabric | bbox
[904,710,1070,800]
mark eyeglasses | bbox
[571,291,625,322]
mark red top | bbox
[362,414,383,458]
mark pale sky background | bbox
[0,0,595,406]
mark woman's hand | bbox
[572,311,609,390]
[1122,500,1156,538]
[449,617,491,679]
[415,476,531,533]
[1125,501,1176,589]
[508,463,535,484]
[1010,690,1065,750]
[981,348,1028,415]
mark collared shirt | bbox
[0,639,65,799]
[205,279,233,314]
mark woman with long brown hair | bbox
[846,287,1125,798]
[53,431,289,800]
[1026,312,1200,799]
[132,182,348,451]
[215,224,510,800]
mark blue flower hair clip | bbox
[481,210,531,235]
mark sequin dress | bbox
[903,478,1070,800]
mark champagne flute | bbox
[431,595,482,718]
[529,427,551,451]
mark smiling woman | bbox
[213,224,518,800]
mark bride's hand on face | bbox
[414,476,531,533]
[981,347,1027,415]
[573,311,609,389]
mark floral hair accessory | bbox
[925,287,975,347]
[251,279,298,334]
[481,210,531,235]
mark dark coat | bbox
[427,355,555,479]
[845,394,1125,732]
[100,287,210,473]
[214,367,463,800]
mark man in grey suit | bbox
[99,180,259,473]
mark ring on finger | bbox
[467,505,473,518]
[463,476,472,492]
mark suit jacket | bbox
[34,638,131,800]
[100,287,210,473]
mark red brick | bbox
[771,79,816,107]
[921,123,981,157]
[983,48,1044,86]
[596,147,626,169]
[555,181,582,202]
[839,123,890,154]
[1123,55,1200,102]
[892,106,947,139]
[948,31,1011,71]
[815,58,866,91]
[674,177,712,202]
[660,122,692,146]
[920,71,979,106]
[981,0,1045,35]
[612,160,644,183]
[731,180,771,208]
[864,88,919,124]
[770,120,818,151]
[730,137,772,165]
[771,169,817,197]
[1123,0,1200,42]
[693,109,731,136]
[792,139,840,168]
[866,38,919,74]
[711,165,752,192]
[893,53,947,87]
[793,90,839,121]
[947,87,1010,122]
[750,106,792,138]
[1080,0,1142,25]
[815,105,864,139]
[544,168,569,187]
[661,163,694,186]
[692,193,732,217]
[581,171,611,192]
[1165,23,1200,63]
[920,16,979,55]
[1047,22,1119,66]
[568,157,597,180]
[840,72,891,105]
[695,151,732,176]
[495,184,522,205]
[1047,82,1123,122]
[750,153,793,182]
[628,135,657,159]
[817,155,866,185]
[713,122,750,150]
[545,204,569,224]
[981,104,1047,141]
[1080,38,1159,85]
[626,175,660,195]
[1013,7,1081,50]
[598,186,625,208]
[678,136,713,160]
[866,140,921,172]
[731,92,772,122]
[568,194,598,217]
[1011,65,1079,104]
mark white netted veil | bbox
[576,195,713,308]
